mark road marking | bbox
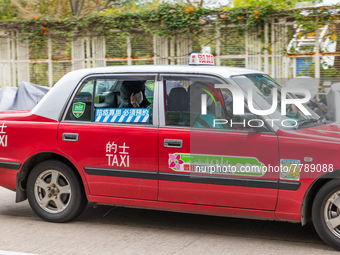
[0,251,38,255]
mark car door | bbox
[58,74,159,201]
[158,74,279,210]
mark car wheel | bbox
[27,160,87,223]
[312,179,340,250]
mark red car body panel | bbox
[0,111,339,223]
[87,194,276,221]
[158,128,279,210]
[58,122,159,201]
[0,112,90,194]
[275,124,340,221]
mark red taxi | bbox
[1,53,340,250]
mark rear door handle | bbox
[62,133,79,141]
[164,139,183,148]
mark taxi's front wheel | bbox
[312,179,340,250]
[27,160,87,223]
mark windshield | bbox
[231,74,321,129]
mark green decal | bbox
[169,153,266,177]
[72,102,85,118]
[145,81,155,91]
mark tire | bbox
[27,160,87,223]
[312,179,340,250]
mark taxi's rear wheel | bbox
[312,179,340,250]
[27,160,87,223]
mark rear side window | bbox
[94,79,154,125]
[65,76,155,125]
[65,80,94,121]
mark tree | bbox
[97,0,123,11]
[185,0,204,7]
[69,0,122,15]
[69,0,85,16]
[165,0,229,8]
[31,0,72,17]
[0,0,19,19]
[6,0,123,19]
[233,0,305,8]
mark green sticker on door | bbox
[168,153,266,177]
[72,102,85,118]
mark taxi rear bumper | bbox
[0,161,21,191]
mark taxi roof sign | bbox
[189,53,214,66]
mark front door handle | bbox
[164,139,183,148]
[62,133,79,141]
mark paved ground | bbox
[0,187,338,255]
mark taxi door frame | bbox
[156,72,281,211]
[58,73,161,201]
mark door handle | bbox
[62,133,79,141]
[164,139,183,148]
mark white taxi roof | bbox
[31,65,264,121]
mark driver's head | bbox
[120,80,150,108]
[121,80,146,94]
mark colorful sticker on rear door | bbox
[168,153,266,177]
[72,102,85,118]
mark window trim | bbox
[62,77,95,122]
[159,73,276,134]
[61,73,159,126]
[91,79,97,122]
[228,74,280,132]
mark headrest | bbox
[95,91,117,108]
[168,87,189,112]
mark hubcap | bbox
[34,170,72,214]
[324,191,340,238]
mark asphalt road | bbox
[0,187,338,255]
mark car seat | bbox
[166,87,190,126]
[168,87,189,111]
[95,91,118,108]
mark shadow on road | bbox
[72,203,325,246]
[0,197,335,253]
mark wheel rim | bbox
[34,170,72,214]
[324,190,340,238]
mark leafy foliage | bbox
[293,6,340,35]
[233,0,304,8]
[32,0,72,18]
[0,0,19,20]
[219,5,276,35]
[0,1,339,43]
[14,2,212,40]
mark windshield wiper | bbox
[296,117,324,129]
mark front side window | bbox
[65,76,155,125]
[231,74,322,129]
[163,75,234,130]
